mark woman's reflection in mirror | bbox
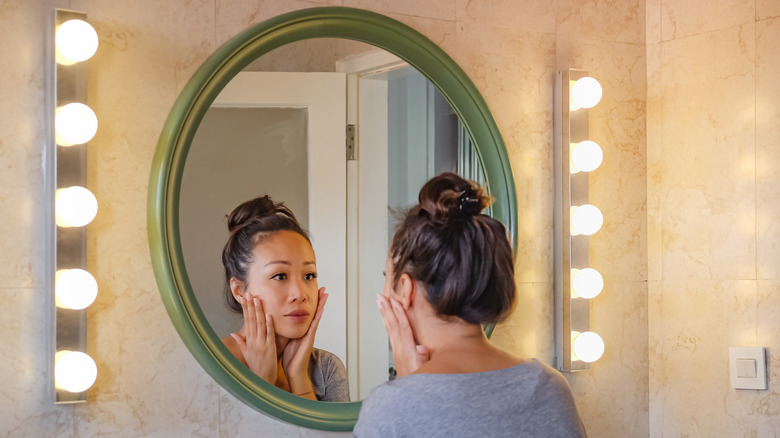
[354,172,586,436]
[220,195,350,401]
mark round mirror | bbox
[148,7,516,431]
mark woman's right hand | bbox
[230,293,278,384]
[377,294,430,377]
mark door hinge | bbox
[346,124,356,161]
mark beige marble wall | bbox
[647,0,780,436]
[0,0,648,436]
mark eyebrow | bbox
[264,260,316,267]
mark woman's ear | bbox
[395,273,416,310]
[229,278,245,300]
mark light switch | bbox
[736,358,757,378]
[729,347,767,390]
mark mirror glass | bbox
[178,38,488,401]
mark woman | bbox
[354,173,585,436]
[220,195,349,401]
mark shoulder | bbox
[309,349,350,402]
[354,381,412,436]
[220,335,246,366]
[310,348,346,373]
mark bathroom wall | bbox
[0,0,648,436]
[646,0,780,436]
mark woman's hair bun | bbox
[389,172,514,325]
[417,172,491,222]
[226,195,296,233]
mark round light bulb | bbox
[55,269,98,310]
[571,204,603,236]
[572,331,605,363]
[571,77,602,109]
[55,103,98,146]
[572,268,604,299]
[55,19,98,65]
[571,140,603,172]
[54,350,98,393]
[55,186,98,227]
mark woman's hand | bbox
[281,287,328,399]
[377,294,430,377]
[230,293,278,384]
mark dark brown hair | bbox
[222,195,310,313]
[389,172,515,324]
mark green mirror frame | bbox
[148,6,516,431]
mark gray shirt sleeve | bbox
[308,348,351,402]
[354,359,586,437]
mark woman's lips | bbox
[285,310,310,323]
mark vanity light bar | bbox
[47,8,99,403]
[554,69,605,372]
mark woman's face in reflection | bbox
[237,230,319,340]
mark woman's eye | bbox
[271,273,287,280]
[304,273,318,280]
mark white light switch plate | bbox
[729,347,767,390]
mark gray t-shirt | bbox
[354,358,586,437]
[309,348,350,402]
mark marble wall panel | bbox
[756,17,780,281]
[455,0,556,34]
[654,280,758,437]
[758,0,780,21]
[556,0,644,44]
[215,0,343,46]
[658,24,756,282]
[646,41,662,282]
[661,0,754,41]
[647,280,663,437]
[646,0,662,44]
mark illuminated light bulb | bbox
[571,77,602,109]
[571,140,603,172]
[55,19,98,65]
[55,269,98,310]
[55,103,98,146]
[55,186,98,227]
[54,350,98,393]
[571,268,604,299]
[572,331,605,363]
[571,204,603,236]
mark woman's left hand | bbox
[281,287,328,399]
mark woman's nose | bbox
[289,279,308,302]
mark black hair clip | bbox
[458,189,481,216]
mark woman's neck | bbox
[412,305,521,374]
